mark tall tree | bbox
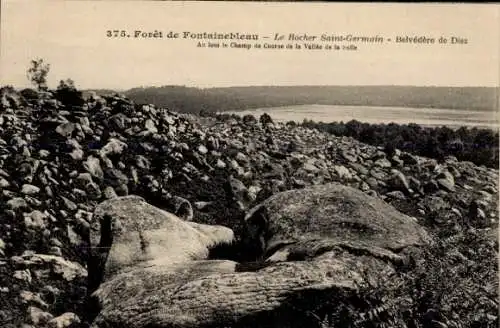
[27,58,50,91]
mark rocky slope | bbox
[0,87,498,327]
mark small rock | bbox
[215,159,226,169]
[235,152,248,163]
[386,191,406,200]
[303,162,319,173]
[39,149,50,158]
[334,165,352,180]
[20,291,48,309]
[198,145,208,155]
[49,246,63,257]
[144,119,158,133]
[83,156,104,180]
[400,153,418,165]
[0,178,10,188]
[468,200,489,227]
[13,269,32,283]
[436,170,455,192]
[60,196,78,211]
[104,168,129,187]
[28,306,54,325]
[69,148,84,161]
[103,186,118,199]
[24,210,47,230]
[390,156,404,167]
[170,196,194,221]
[369,169,386,180]
[451,208,462,217]
[50,238,63,248]
[348,163,369,176]
[419,196,448,213]
[7,197,28,211]
[374,158,392,168]
[48,312,81,328]
[365,177,379,189]
[359,181,370,191]
[55,122,75,138]
[341,150,357,163]
[408,176,421,192]
[24,254,87,281]
[227,176,249,204]
[135,155,151,171]
[100,138,127,157]
[389,170,411,194]
[194,201,212,210]
[247,185,262,201]
[115,184,128,196]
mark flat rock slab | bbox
[91,252,393,328]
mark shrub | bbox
[20,88,40,102]
[259,113,274,125]
[55,79,84,108]
[243,114,257,125]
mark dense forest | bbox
[90,85,499,114]
[299,119,498,168]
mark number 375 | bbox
[106,30,128,37]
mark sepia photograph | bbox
[0,1,498,328]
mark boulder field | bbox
[0,87,497,327]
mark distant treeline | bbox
[298,119,499,168]
[89,85,499,113]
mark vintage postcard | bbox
[0,2,498,328]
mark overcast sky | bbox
[1,1,499,90]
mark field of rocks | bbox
[0,86,497,328]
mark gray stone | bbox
[389,170,411,194]
[55,123,75,138]
[334,165,352,180]
[28,306,54,326]
[83,156,104,180]
[100,138,127,157]
[24,210,47,230]
[436,170,455,192]
[7,197,28,211]
[48,312,81,328]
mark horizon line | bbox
[93,84,500,92]
[2,83,499,92]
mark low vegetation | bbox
[315,224,498,328]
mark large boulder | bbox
[243,182,432,262]
[88,195,234,287]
